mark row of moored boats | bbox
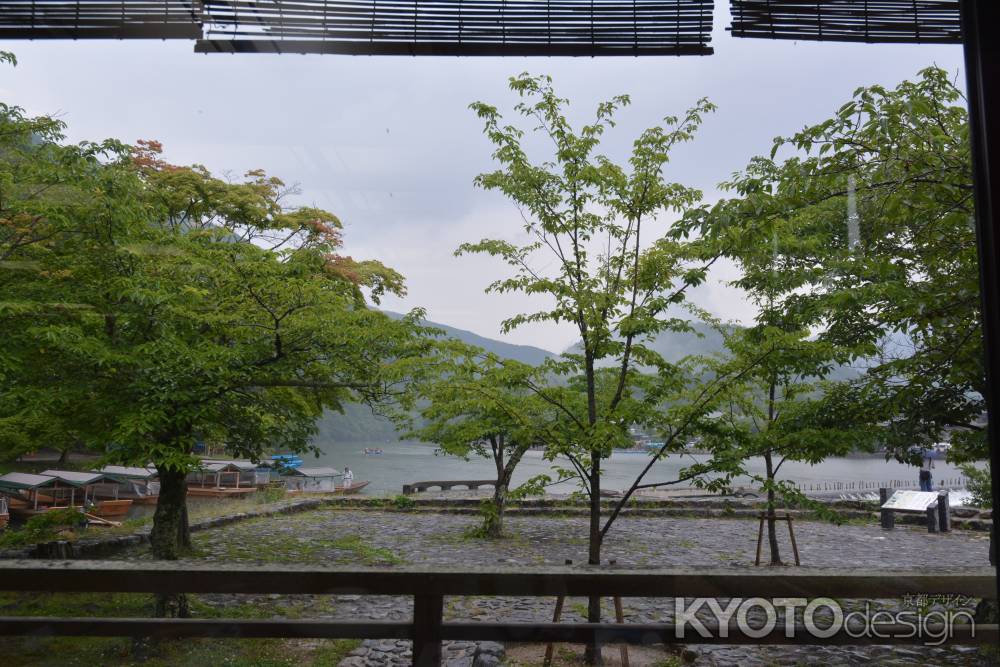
[0,457,368,528]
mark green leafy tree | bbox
[465,74,725,658]
[689,322,873,564]
[403,344,553,537]
[1,129,429,615]
[692,67,981,471]
[0,130,135,466]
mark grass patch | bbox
[0,636,363,667]
[328,534,403,565]
[0,591,360,666]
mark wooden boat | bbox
[334,481,370,495]
[285,480,370,497]
[95,466,160,504]
[8,502,69,520]
[90,498,133,518]
[187,486,257,498]
[5,492,82,519]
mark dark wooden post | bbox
[991,524,996,567]
[961,0,1000,607]
[926,505,939,534]
[937,491,952,533]
[754,512,765,565]
[879,488,894,530]
[543,596,565,667]
[413,594,443,667]
[785,514,801,566]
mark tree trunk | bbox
[481,437,507,538]
[57,447,70,465]
[585,455,603,665]
[150,465,191,618]
[977,525,998,623]
[484,479,507,539]
[583,349,603,665]
[763,450,782,566]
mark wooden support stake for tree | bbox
[754,513,765,566]
[543,595,564,667]
[544,572,629,666]
[786,513,801,566]
[614,595,630,667]
[755,513,802,567]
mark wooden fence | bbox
[794,478,968,493]
[0,561,995,665]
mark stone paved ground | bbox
[126,509,995,666]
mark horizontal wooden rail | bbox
[0,561,993,598]
[0,561,995,665]
[0,618,993,646]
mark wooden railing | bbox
[0,561,995,666]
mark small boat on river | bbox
[96,466,161,505]
[282,467,370,495]
[334,480,370,495]
[363,448,384,457]
[0,472,76,519]
[186,462,258,498]
[41,470,134,518]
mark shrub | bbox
[392,494,415,510]
[0,507,85,548]
[961,463,991,509]
[256,485,287,504]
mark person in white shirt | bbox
[919,454,934,492]
[343,466,354,488]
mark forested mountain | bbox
[315,314,554,443]
[318,317,860,443]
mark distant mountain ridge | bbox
[318,316,859,443]
[383,310,555,366]
[316,312,555,443]
[562,321,729,365]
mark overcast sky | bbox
[1,9,966,353]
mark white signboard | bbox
[881,490,940,512]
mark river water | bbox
[304,440,970,496]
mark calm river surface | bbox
[304,440,970,496]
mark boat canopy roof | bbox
[40,470,119,486]
[98,465,158,480]
[284,467,339,478]
[0,472,60,491]
[195,462,244,473]
[201,459,257,471]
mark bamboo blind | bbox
[196,0,715,56]
[729,0,962,44]
[0,1,202,39]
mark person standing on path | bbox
[919,453,935,492]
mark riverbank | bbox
[3,488,992,561]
